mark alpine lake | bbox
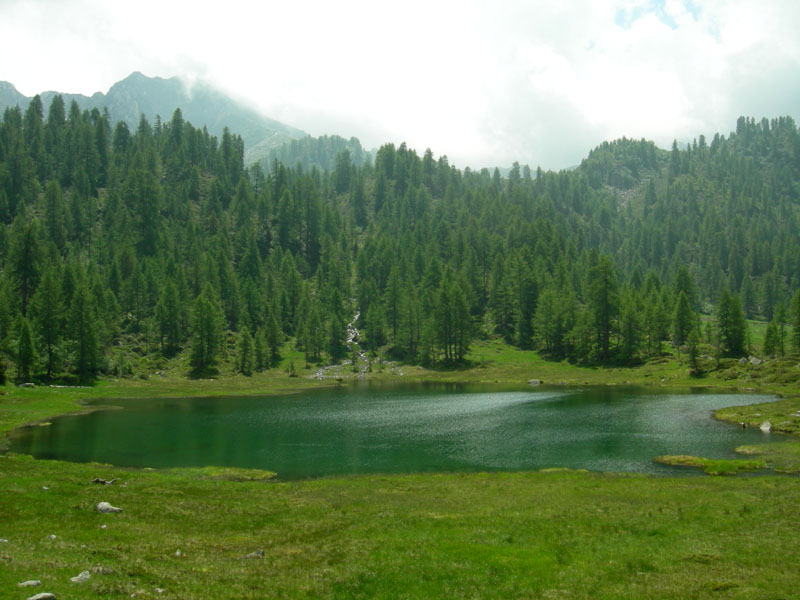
[7,383,775,479]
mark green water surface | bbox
[7,383,774,478]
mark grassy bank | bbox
[3,341,800,597]
[2,455,800,599]
[4,337,800,437]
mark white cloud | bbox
[0,0,798,169]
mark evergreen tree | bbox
[588,255,618,362]
[716,289,747,357]
[156,282,182,356]
[0,339,6,385]
[792,290,800,354]
[69,278,100,382]
[687,330,701,374]
[265,309,283,363]
[237,326,254,375]
[671,291,694,347]
[254,327,267,371]
[31,267,62,378]
[9,215,40,316]
[763,321,779,357]
[515,271,537,350]
[16,317,36,381]
[618,290,640,362]
[534,287,562,354]
[190,287,224,372]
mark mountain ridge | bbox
[0,72,306,162]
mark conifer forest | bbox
[1,94,799,383]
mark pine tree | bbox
[9,215,40,316]
[31,267,62,378]
[791,290,800,354]
[588,255,619,362]
[534,287,561,354]
[265,309,283,364]
[156,282,182,356]
[671,291,694,347]
[763,321,779,357]
[716,289,747,357]
[190,287,224,372]
[254,327,267,371]
[16,317,36,381]
[0,339,6,385]
[69,278,99,382]
[237,326,254,375]
[515,271,537,350]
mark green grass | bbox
[735,442,800,474]
[2,454,800,599]
[3,339,800,597]
[653,455,766,475]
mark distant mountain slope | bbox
[263,134,376,172]
[0,72,305,161]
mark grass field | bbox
[3,455,800,599]
[3,339,800,598]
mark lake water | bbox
[7,384,774,478]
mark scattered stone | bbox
[528,379,542,386]
[27,593,57,600]
[245,549,264,559]
[19,382,36,388]
[97,501,122,513]
[749,355,763,366]
[760,420,772,433]
[70,570,90,584]
[0,538,8,543]
[18,580,42,587]
[738,357,748,366]
[100,524,107,529]
[42,486,49,490]
[174,549,182,557]
[155,588,166,594]
[92,477,119,485]
[90,566,115,575]
[48,534,56,540]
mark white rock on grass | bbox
[18,580,42,587]
[70,570,91,583]
[760,420,772,433]
[27,594,57,600]
[97,501,122,513]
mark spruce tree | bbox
[190,287,223,373]
[237,326,254,375]
[31,267,62,379]
[69,278,99,382]
[671,291,694,347]
[16,317,36,382]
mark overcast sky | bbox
[1,0,798,170]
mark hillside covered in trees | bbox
[0,93,799,383]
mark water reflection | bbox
[7,384,773,479]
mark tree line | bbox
[1,95,799,383]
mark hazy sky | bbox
[1,0,798,169]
